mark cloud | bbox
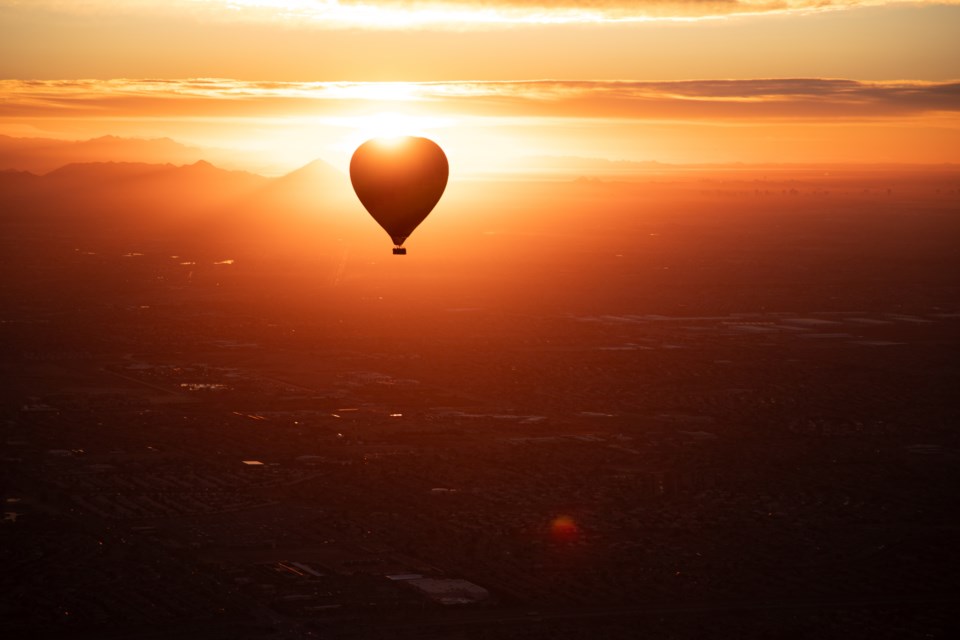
[2,78,957,123]
[2,0,957,26]
[336,1,812,21]
[439,79,960,121]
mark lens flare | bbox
[550,515,579,542]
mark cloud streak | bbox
[2,0,958,26]
[2,78,958,122]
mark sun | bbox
[359,112,428,140]
[332,110,455,156]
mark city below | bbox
[2,159,958,638]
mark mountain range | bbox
[0,135,219,174]
[0,137,367,258]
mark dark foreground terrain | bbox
[1,164,959,638]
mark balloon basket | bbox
[392,247,407,255]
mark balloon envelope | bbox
[350,136,449,249]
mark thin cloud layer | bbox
[2,79,958,122]
[2,0,957,25]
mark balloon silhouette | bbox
[350,136,448,255]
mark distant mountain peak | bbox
[291,157,342,173]
[276,157,345,185]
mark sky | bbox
[1,1,959,173]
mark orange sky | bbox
[1,1,958,172]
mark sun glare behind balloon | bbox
[333,111,455,158]
[362,112,432,140]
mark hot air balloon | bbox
[350,136,448,255]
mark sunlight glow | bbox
[331,111,456,155]
[2,0,900,28]
[330,82,424,102]
[4,78,957,173]
[357,111,443,137]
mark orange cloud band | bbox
[2,78,958,122]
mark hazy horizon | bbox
[4,131,960,180]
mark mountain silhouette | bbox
[0,135,211,174]
[0,157,365,256]
[255,157,356,216]
[275,157,346,187]
[35,161,267,218]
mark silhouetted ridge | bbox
[0,155,364,251]
[255,157,355,215]
[45,161,174,179]
[43,160,262,183]
[275,158,345,188]
[0,134,210,173]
